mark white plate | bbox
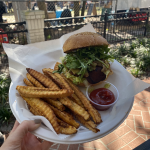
[5,23,147,143]
[9,81,134,144]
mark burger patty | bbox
[86,66,106,84]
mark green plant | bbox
[110,38,150,78]
[0,73,11,104]
[130,39,139,50]
[130,68,140,78]
[47,34,51,39]
[0,106,12,125]
[123,57,131,67]
[0,73,12,125]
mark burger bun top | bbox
[63,32,109,53]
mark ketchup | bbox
[89,88,115,105]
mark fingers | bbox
[41,141,53,150]
[10,119,41,142]
[37,137,43,143]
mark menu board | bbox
[87,3,97,16]
[87,3,94,15]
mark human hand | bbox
[1,120,53,150]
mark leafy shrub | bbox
[0,107,12,125]
[0,73,11,104]
[110,38,150,78]
[0,73,12,125]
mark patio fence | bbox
[44,11,149,43]
[0,1,149,44]
[0,21,27,73]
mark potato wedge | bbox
[49,104,80,129]
[22,97,60,134]
[17,86,54,91]
[57,118,77,134]
[59,125,77,135]
[54,62,62,71]
[43,71,63,89]
[23,78,34,86]
[43,68,73,94]
[43,98,65,111]
[26,73,45,88]
[59,97,90,121]
[70,93,84,108]
[30,107,77,134]
[16,86,70,98]
[26,68,59,90]
[62,74,102,124]
[75,115,100,133]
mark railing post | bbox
[144,12,149,36]
[104,12,108,39]
[21,10,45,44]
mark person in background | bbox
[58,2,63,9]
[70,2,74,9]
[8,2,12,12]
[32,2,37,10]
[0,120,53,150]
[60,6,72,24]
[3,2,8,13]
[0,1,6,23]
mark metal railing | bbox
[44,15,98,40]
[0,21,27,73]
[0,21,27,45]
[44,11,149,43]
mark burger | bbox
[55,32,114,87]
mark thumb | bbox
[10,119,41,142]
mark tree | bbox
[37,1,48,19]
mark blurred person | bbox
[57,2,63,9]
[3,2,8,13]
[60,6,72,24]
[32,2,37,10]
[70,2,74,9]
[0,120,53,150]
[8,2,12,10]
[0,1,6,23]
[87,1,91,4]
[85,2,88,9]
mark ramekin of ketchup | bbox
[86,81,119,111]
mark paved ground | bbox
[48,78,150,150]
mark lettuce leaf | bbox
[62,68,85,85]
[53,64,64,74]
[59,46,114,84]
